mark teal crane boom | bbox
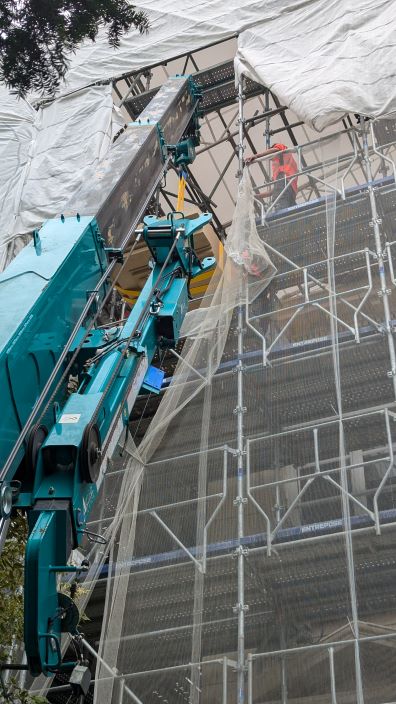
[0,74,215,685]
[22,211,214,677]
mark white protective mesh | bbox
[91,126,396,703]
[90,169,276,702]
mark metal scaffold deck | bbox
[124,60,264,120]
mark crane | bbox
[0,75,215,690]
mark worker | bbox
[241,247,261,277]
[245,143,298,210]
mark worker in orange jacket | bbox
[245,143,298,210]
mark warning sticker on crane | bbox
[59,413,81,424]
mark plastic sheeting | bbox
[0,89,36,270]
[235,0,396,131]
[1,0,395,261]
[0,84,124,269]
[56,0,396,132]
[49,0,260,95]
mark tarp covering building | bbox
[54,0,396,133]
[0,0,395,264]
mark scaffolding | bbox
[38,62,396,704]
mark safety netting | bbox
[93,124,396,703]
[32,121,396,703]
[86,166,276,702]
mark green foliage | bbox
[0,516,47,703]
[0,514,26,656]
[0,1,150,96]
[0,676,47,704]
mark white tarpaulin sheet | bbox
[13,85,124,235]
[57,0,396,132]
[235,0,396,131]
[0,89,36,269]
[0,0,395,261]
[50,0,261,95]
[0,85,124,268]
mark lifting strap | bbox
[176,169,187,212]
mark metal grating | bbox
[125,60,264,119]
[373,118,396,147]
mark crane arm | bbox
[0,74,215,683]
[21,211,214,677]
